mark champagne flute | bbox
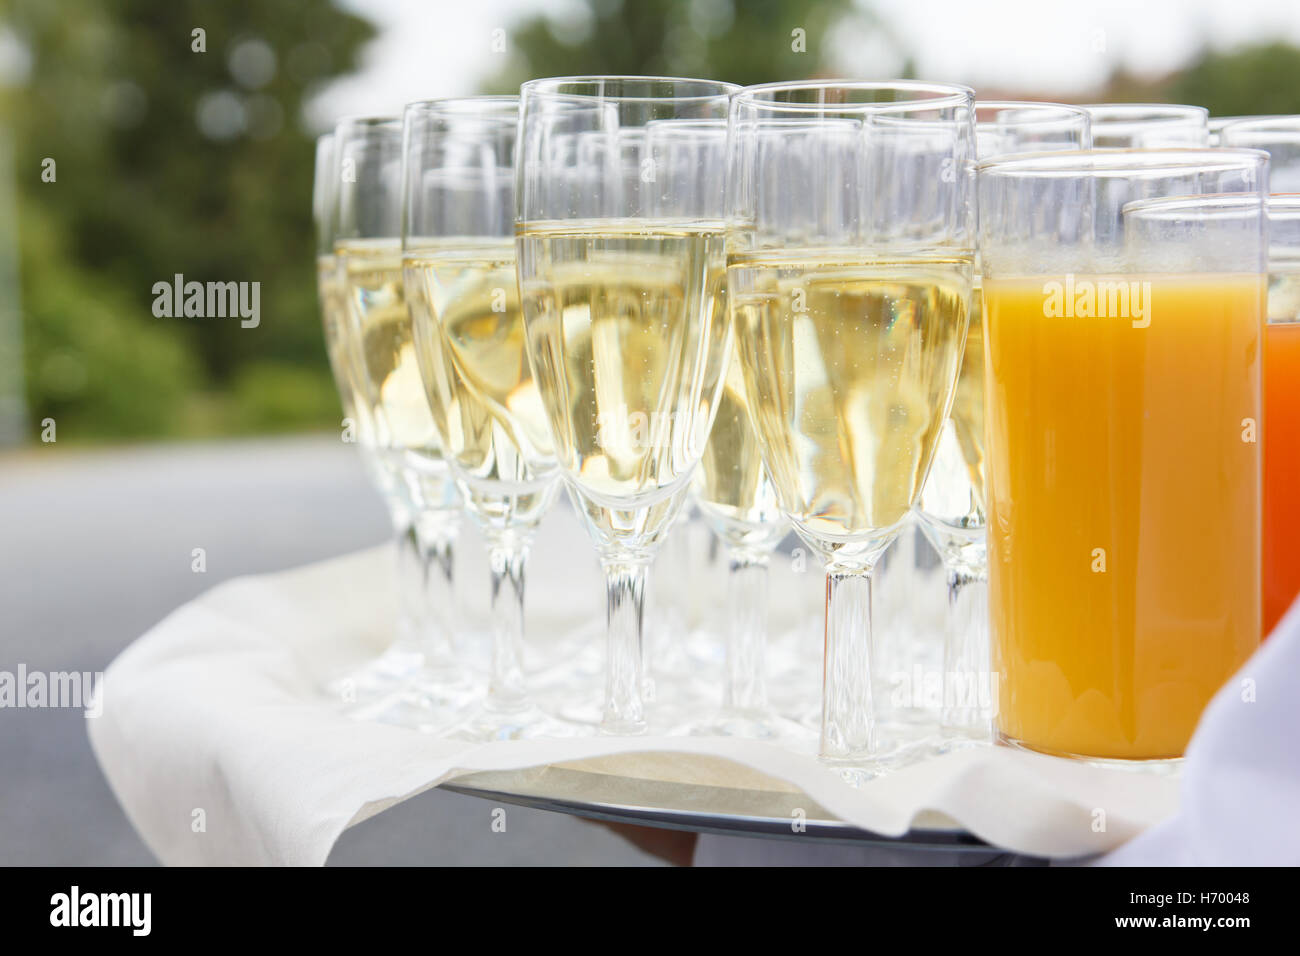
[401,96,576,739]
[727,81,977,780]
[313,132,428,699]
[516,76,737,735]
[648,117,799,737]
[333,116,473,727]
[1082,104,1209,147]
[915,102,1090,747]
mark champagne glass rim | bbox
[404,95,519,116]
[1082,103,1208,116]
[975,100,1090,122]
[732,79,973,113]
[1081,103,1209,131]
[334,116,401,145]
[644,117,727,128]
[335,114,400,129]
[977,146,1267,176]
[521,75,739,104]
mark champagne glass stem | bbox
[393,519,424,652]
[941,561,991,737]
[485,533,531,712]
[415,510,460,668]
[821,569,875,761]
[724,551,770,712]
[602,560,649,734]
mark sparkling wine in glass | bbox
[516,77,738,734]
[402,96,577,739]
[333,117,473,728]
[314,131,435,702]
[727,81,977,780]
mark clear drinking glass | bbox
[639,118,797,738]
[977,150,1267,761]
[1220,117,1300,190]
[333,116,472,727]
[314,132,429,700]
[726,81,977,779]
[1209,116,1253,145]
[1259,195,1300,636]
[1216,126,1300,628]
[401,96,576,739]
[916,102,1090,748]
[1082,104,1209,147]
[516,76,737,735]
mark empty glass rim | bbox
[976,100,1089,122]
[1219,115,1300,131]
[732,79,972,113]
[334,115,400,130]
[1218,115,1300,143]
[520,75,738,103]
[976,147,1267,176]
[729,115,863,128]
[1121,192,1267,222]
[404,95,518,115]
[1083,103,1209,122]
[644,117,726,129]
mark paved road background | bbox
[0,436,659,865]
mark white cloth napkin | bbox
[1099,598,1300,866]
[88,507,1202,866]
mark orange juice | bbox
[984,275,1262,760]
[1264,318,1300,635]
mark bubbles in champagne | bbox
[517,218,729,548]
[728,249,973,568]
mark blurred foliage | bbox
[18,194,200,437]
[1167,43,1300,116]
[1,0,373,442]
[1096,43,1300,116]
[481,0,874,92]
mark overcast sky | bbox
[309,0,1300,128]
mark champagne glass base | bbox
[526,622,603,691]
[819,736,932,786]
[344,664,480,732]
[559,693,694,736]
[930,730,993,755]
[598,715,648,736]
[444,704,591,742]
[554,694,606,727]
[681,709,813,742]
[323,646,426,704]
[346,690,465,734]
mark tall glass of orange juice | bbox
[1263,196,1300,635]
[976,154,1267,761]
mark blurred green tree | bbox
[1,0,373,441]
[1168,42,1300,117]
[1095,42,1300,118]
[480,0,880,92]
